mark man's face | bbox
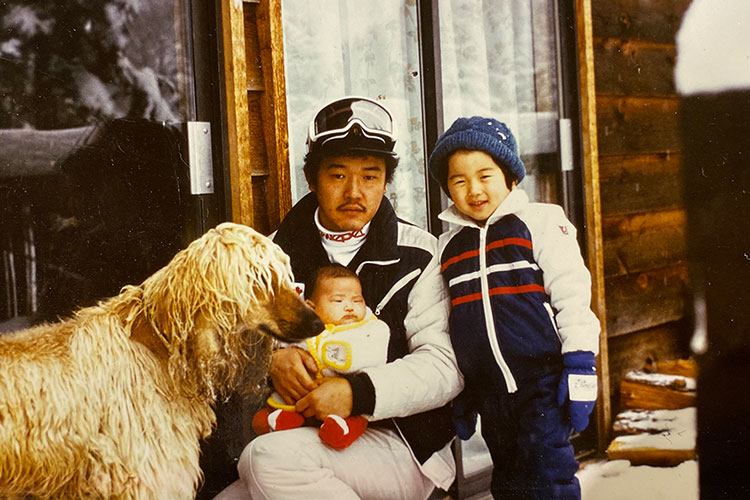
[311,154,387,232]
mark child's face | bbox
[447,150,514,226]
[307,276,366,325]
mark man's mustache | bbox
[337,203,366,211]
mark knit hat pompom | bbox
[428,116,526,193]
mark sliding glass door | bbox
[0,0,220,329]
[280,1,584,497]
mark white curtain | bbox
[439,0,559,202]
[282,0,427,228]
[281,0,560,227]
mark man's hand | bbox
[270,347,319,405]
[295,377,353,420]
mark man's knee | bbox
[238,430,320,484]
[238,434,284,481]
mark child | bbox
[252,264,390,450]
[429,116,601,499]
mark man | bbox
[216,97,463,500]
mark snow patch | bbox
[625,370,696,391]
[612,427,695,451]
[615,408,696,434]
[578,460,699,500]
[675,0,750,95]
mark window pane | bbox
[282,0,428,228]
[0,0,195,328]
[439,0,560,204]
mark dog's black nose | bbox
[302,310,325,339]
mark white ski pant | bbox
[213,426,435,500]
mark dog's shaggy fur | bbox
[0,222,323,499]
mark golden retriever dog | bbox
[0,222,323,499]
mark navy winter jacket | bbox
[438,189,600,395]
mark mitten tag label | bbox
[569,374,598,401]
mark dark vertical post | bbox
[681,89,750,499]
[416,0,445,237]
[676,5,750,498]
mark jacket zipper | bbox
[374,268,421,316]
[479,226,518,393]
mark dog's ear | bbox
[129,317,170,362]
[190,311,223,360]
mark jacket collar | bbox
[437,188,529,229]
[274,193,400,281]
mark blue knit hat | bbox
[428,116,526,194]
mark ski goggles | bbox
[306,97,397,154]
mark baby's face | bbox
[309,276,366,325]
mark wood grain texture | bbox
[620,378,696,411]
[607,323,689,414]
[576,0,611,452]
[594,38,676,97]
[596,95,680,156]
[606,440,695,466]
[243,8,264,92]
[220,0,254,227]
[642,358,696,378]
[602,209,686,277]
[605,264,689,337]
[599,153,684,215]
[256,0,292,231]
[591,0,692,43]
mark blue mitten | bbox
[452,391,478,440]
[557,351,598,433]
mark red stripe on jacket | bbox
[441,237,533,272]
[451,284,545,306]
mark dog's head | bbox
[136,222,323,399]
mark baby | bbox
[252,264,390,449]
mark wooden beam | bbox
[599,153,684,215]
[606,437,695,466]
[593,37,677,98]
[591,0,692,43]
[620,370,696,410]
[576,0,611,453]
[608,407,696,466]
[643,358,696,378]
[607,323,689,414]
[256,0,292,230]
[596,95,681,156]
[602,209,687,277]
[605,263,689,337]
[220,0,254,227]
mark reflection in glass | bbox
[0,0,194,330]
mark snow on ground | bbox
[577,460,699,500]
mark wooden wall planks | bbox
[590,0,694,446]
[592,0,692,43]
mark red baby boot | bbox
[319,415,368,450]
[252,407,304,435]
